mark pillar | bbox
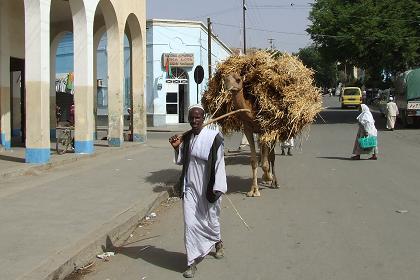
[70,1,95,154]
[107,29,124,147]
[24,0,51,163]
[0,1,11,150]
[127,14,146,143]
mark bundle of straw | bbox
[202,51,322,144]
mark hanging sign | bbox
[162,53,194,68]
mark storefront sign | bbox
[162,53,194,68]
[166,79,188,84]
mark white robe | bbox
[386,102,399,129]
[175,128,227,265]
[281,137,294,148]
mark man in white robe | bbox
[280,137,294,156]
[386,97,399,130]
[169,104,227,278]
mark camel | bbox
[223,72,278,197]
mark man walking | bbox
[280,137,294,156]
[169,104,227,278]
[386,96,399,130]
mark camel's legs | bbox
[269,144,279,188]
[260,143,273,183]
[244,129,260,197]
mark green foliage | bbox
[296,45,338,87]
[307,0,420,75]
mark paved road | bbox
[76,96,420,280]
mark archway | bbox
[1,1,25,149]
[124,13,146,142]
[51,31,74,140]
[94,0,123,147]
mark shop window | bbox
[166,92,178,114]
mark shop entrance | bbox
[165,67,189,124]
[165,80,188,124]
[10,57,25,145]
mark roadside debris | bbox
[145,212,157,221]
[139,245,151,253]
[96,252,115,261]
[75,261,95,274]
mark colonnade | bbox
[0,0,146,163]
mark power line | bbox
[248,4,311,9]
[248,5,419,23]
[212,21,420,40]
[188,7,239,20]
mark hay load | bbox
[202,51,322,144]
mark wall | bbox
[146,20,231,126]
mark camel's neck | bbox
[232,89,249,110]
[231,89,256,128]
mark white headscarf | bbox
[357,104,377,136]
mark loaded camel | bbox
[202,51,322,198]
[223,73,278,197]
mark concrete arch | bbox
[124,12,146,142]
[93,25,107,139]
[95,0,123,146]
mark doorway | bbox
[179,84,185,123]
[10,57,25,145]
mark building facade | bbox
[146,19,232,126]
[0,0,147,164]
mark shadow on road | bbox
[226,175,277,195]
[225,153,251,166]
[103,236,186,273]
[0,154,25,163]
[317,156,353,161]
[145,169,180,193]
[315,109,359,125]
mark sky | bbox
[146,0,314,54]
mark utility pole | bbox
[243,0,246,54]
[268,38,275,49]
[207,17,212,79]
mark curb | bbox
[20,190,170,280]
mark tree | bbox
[307,0,420,76]
[296,45,338,88]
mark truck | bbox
[394,68,420,127]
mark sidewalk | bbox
[0,124,190,179]
[0,126,187,280]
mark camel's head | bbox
[223,72,243,93]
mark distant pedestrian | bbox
[280,137,294,156]
[351,104,378,160]
[238,133,249,151]
[386,97,399,131]
[169,104,227,278]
